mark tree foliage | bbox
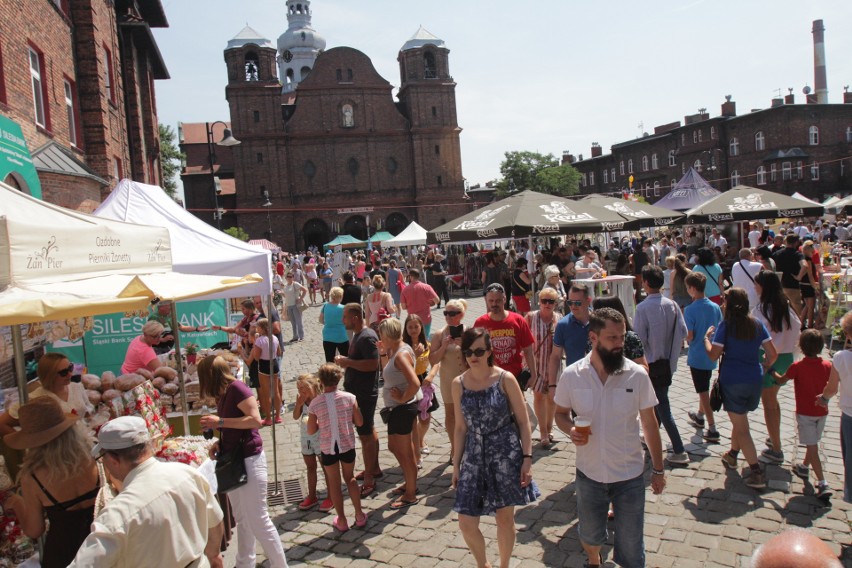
[495,151,581,198]
[158,123,185,199]
[224,226,249,241]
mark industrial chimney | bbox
[812,20,828,104]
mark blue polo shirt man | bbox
[547,283,592,389]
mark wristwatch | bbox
[652,469,665,476]
[218,417,225,428]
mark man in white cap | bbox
[70,416,224,567]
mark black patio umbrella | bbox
[427,190,633,244]
[581,195,684,228]
[684,185,825,224]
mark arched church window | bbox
[244,52,259,81]
[387,157,398,174]
[304,160,316,178]
[285,68,294,84]
[423,52,436,78]
[341,104,354,128]
[296,4,302,13]
[300,66,311,81]
[348,157,359,176]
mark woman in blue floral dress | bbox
[451,328,539,568]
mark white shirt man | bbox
[71,417,224,568]
[731,248,763,309]
[836,223,849,242]
[794,222,809,239]
[709,230,727,255]
[747,224,762,249]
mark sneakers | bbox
[666,451,690,465]
[702,429,721,443]
[687,411,705,428]
[745,470,767,489]
[759,448,784,464]
[318,498,334,513]
[816,483,833,501]
[721,452,738,470]
[298,496,318,511]
[792,463,809,479]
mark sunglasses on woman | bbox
[539,298,556,305]
[462,348,489,358]
[443,310,461,317]
[58,364,75,377]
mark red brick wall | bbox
[39,171,103,211]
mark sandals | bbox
[390,496,419,510]
[355,512,368,528]
[583,554,603,568]
[332,515,349,532]
[391,485,418,495]
[359,483,376,498]
[355,470,384,481]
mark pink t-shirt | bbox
[121,336,157,375]
[401,281,438,324]
[309,391,357,455]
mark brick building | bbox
[0,0,169,210]
[180,0,469,252]
[565,93,852,204]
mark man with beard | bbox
[473,283,536,381]
[634,265,689,466]
[554,308,665,568]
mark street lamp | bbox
[206,121,240,229]
[262,189,273,240]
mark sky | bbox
[153,0,852,189]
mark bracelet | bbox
[820,395,831,405]
[522,454,533,460]
[218,417,225,428]
[548,385,557,389]
[652,469,665,476]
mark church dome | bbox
[401,26,445,51]
[277,27,326,52]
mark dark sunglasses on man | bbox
[565,300,584,307]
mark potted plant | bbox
[183,342,199,365]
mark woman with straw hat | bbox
[4,397,100,568]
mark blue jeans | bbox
[575,469,646,568]
[842,412,852,504]
[653,384,684,454]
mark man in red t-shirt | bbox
[473,283,536,379]
[773,329,832,500]
[400,268,439,335]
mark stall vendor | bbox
[147,301,207,355]
[121,322,168,375]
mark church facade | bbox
[181,0,470,251]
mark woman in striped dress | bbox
[525,286,562,449]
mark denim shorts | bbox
[575,469,645,568]
[721,381,762,414]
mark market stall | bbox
[383,221,428,247]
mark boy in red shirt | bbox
[772,329,832,501]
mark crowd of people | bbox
[1,219,850,567]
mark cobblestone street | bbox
[247,295,851,567]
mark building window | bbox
[810,161,819,180]
[434,145,440,155]
[610,168,615,182]
[755,131,765,151]
[589,172,595,185]
[681,162,686,174]
[651,153,658,169]
[710,126,716,140]
[692,131,698,144]
[671,179,677,189]
[756,166,767,185]
[681,133,686,146]
[253,110,260,123]
[304,160,316,178]
[847,126,852,143]
[113,156,123,180]
[437,175,442,186]
[52,0,69,15]
[103,45,116,103]
[796,161,803,179]
[653,182,660,196]
[641,155,649,171]
[63,79,80,147]
[627,159,633,174]
[694,159,702,172]
[770,163,777,182]
[29,46,51,128]
[809,125,819,145]
[256,153,263,164]
[729,137,739,156]
[782,161,792,180]
[581,173,587,187]
[0,44,6,104]
[668,150,676,167]
[432,106,437,117]
[602,169,608,184]
[698,130,703,142]
[386,157,398,174]
[619,161,625,175]
[730,170,740,186]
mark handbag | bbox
[298,300,308,313]
[516,369,532,391]
[709,377,724,412]
[648,307,678,390]
[215,439,248,493]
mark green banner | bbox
[51,299,229,377]
[0,115,41,198]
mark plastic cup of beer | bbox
[574,417,592,442]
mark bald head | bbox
[751,529,840,568]
[739,248,753,260]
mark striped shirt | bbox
[309,391,357,455]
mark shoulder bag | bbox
[215,430,248,493]
[648,306,677,389]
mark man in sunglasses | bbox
[547,283,592,391]
[473,283,536,381]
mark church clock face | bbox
[282,49,293,62]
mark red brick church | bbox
[181,0,469,251]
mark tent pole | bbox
[11,325,27,404]
[169,308,191,435]
[266,293,281,494]
[528,236,536,310]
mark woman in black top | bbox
[510,258,532,315]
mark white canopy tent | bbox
[95,180,272,297]
[383,221,428,247]
[791,192,820,205]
